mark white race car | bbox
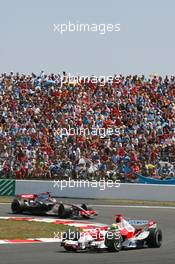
[61,214,162,252]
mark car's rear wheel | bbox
[11,200,24,213]
[58,204,72,218]
[146,228,162,248]
[105,231,122,252]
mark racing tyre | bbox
[58,204,72,218]
[81,204,92,211]
[11,199,24,214]
[146,228,162,248]
[105,231,122,252]
[81,204,94,219]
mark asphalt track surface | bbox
[0,199,175,264]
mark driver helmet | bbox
[115,214,123,223]
[110,224,119,231]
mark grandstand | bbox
[0,72,174,181]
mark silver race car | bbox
[11,192,98,219]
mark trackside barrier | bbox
[15,180,175,202]
[0,179,16,196]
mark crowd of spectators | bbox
[0,71,175,182]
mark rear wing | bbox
[127,220,149,226]
[17,194,37,200]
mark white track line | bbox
[90,204,175,209]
